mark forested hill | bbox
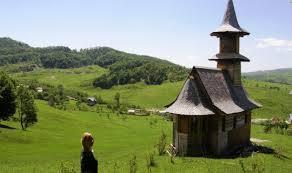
[0,37,189,88]
[244,68,292,85]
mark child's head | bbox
[81,132,94,152]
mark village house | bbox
[36,87,43,93]
[166,0,261,156]
[87,97,97,106]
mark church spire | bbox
[211,0,249,37]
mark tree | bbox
[0,71,16,121]
[114,92,120,110]
[17,85,37,130]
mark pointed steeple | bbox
[211,0,249,37]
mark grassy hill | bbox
[0,100,291,172]
[0,38,188,88]
[244,68,292,85]
[6,66,292,119]
[1,38,292,172]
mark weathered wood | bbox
[169,0,260,157]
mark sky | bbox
[0,0,291,72]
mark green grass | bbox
[244,68,292,85]
[0,101,291,172]
[244,79,292,119]
[12,65,107,90]
[1,53,292,172]
[10,67,292,119]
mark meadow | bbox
[0,101,292,173]
[10,66,292,119]
[1,65,292,172]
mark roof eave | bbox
[210,31,250,37]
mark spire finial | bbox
[222,0,240,28]
[211,0,249,37]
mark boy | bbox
[81,132,98,173]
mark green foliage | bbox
[156,131,167,156]
[46,85,67,110]
[17,85,38,130]
[0,38,188,88]
[1,102,292,172]
[0,71,17,120]
[244,68,292,85]
[93,60,184,88]
[146,152,156,172]
[58,161,77,173]
[263,118,289,135]
[239,159,265,173]
[143,63,167,85]
[114,92,120,109]
[129,155,137,173]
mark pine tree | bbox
[0,71,16,121]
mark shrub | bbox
[156,131,167,155]
[146,152,156,168]
[59,161,76,173]
[263,118,289,135]
[129,155,137,173]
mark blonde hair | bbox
[81,132,94,151]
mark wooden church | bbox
[165,0,261,156]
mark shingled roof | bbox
[165,78,215,116]
[211,0,249,37]
[165,66,260,116]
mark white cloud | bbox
[256,38,292,51]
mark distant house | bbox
[127,109,148,116]
[288,114,292,123]
[36,87,43,93]
[87,97,97,106]
[127,109,135,115]
[159,110,167,115]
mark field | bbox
[1,65,292,172]
[0,101,292,173]
[10,66,292,119]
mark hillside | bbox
[0,101,291,172]
[244,68,292,85]
[6,66,292,119]
[0,37,189,88]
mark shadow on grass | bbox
[206,142,290,160]
[0,124,16,130]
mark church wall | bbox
[172,112,252,156]
[228,112,251,150]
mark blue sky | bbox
[0,0,291,72]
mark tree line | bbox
[0,38,189,89]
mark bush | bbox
[146,152,156,169]
[263,118,289,135]
[59,161,76,173]
[156,131,167,155]
[129,155,137,173]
